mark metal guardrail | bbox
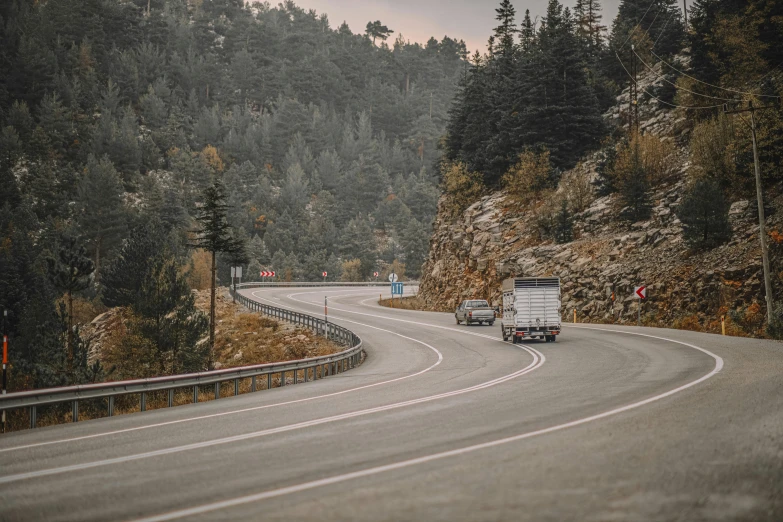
[0,288,363,430]
[237,281,418,288]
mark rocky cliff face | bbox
[420,60,781,334]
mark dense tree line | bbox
[0,0,462,390]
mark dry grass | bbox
[4,288,350,432]
[378,296,445,312]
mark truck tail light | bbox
[468,312,472,317]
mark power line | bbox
[746,59,783,90]
[643,10,661,41]
[652,12,675,49]
[633,49,739,102]
[649,49,781,99]
[619,1,656,51]
[615,51,724,110]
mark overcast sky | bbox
[292,0,622,54]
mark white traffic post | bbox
[324,296,328,340]
[2,309,7,433]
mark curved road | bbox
[0,286,782,521]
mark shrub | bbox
[677,178,733,249]
[614,139,652,221]
[440,161,484,215]
[612,133,678,187]
[690,114,738,192]
[564,167,594,213]
[341,259,362,282]
[501,150,555,203]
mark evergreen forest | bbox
[0,0,463,389]
[1,0,782,391]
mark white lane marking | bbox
[273,289,505,346]
[0,343,541,485]
[129,326,724,522]
[0,289,443,454]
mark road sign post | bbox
[635,285,647,326]
[324,296,328,340]
[610,283,616,322]
[231,267,242,302]
[322,271,327,283]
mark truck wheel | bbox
[489,321,495,327]
[455,316,460,325]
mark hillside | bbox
[420,56,783,337]
[0,0,463,391]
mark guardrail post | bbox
[280,371,285,386]
[108,396,114,417]
[214,382,220,399]
[72,400,79,421]
[293,370,298,385]
[234,379,239,396]
[193,385,198,403]
[251,376,257,392]
[30,406,37,429]
[267,373,272,390]
[140,393,146,412]
[304,367,308,382]
[168,389,174,408]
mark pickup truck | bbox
[455,300,496,326]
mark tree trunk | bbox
[209,249,216,370]
[94,236,102,285]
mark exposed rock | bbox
[418,58,778,327]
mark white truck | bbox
[501,277,561,343]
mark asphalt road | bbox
[1,286,782,521]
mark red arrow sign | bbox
[322,271,328,277]
[373,271,379,277]
[635,286,647,299]
[260,271,276,277]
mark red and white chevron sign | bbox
[322,271,328,277]
[260,271,275,277]
[635,285,647,299]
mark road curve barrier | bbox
[0,287,364,431]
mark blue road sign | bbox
[392,282,403,296]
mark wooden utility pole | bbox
[724,101,776,324]
[631,45,639,135]
[683,0,688,28]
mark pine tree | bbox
[607,0,685,86]
[512,0,604,169]
[46,235,95,376]
[341,215,377,278]
[493,0,518,61]
[190,180,246,367]
[553,199,574,243]
[520,10,536,53]
[365,21,394,45]
[102,222,165,308]
[135,254,209,374]
[77,155,128,283]
[677,178,732,249]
